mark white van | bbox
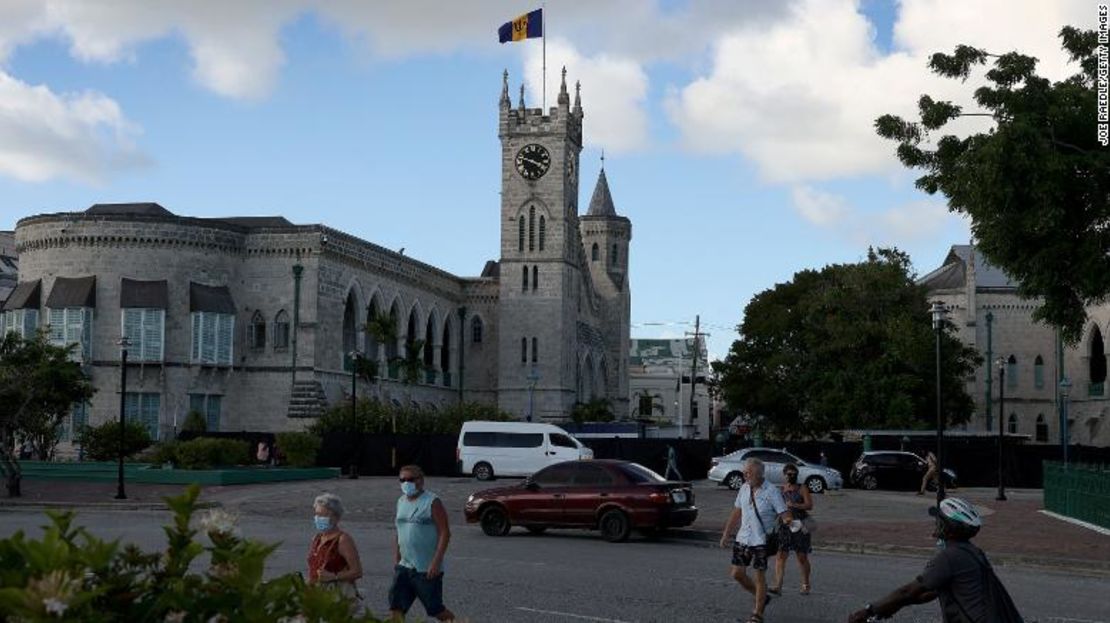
[457,421,594,480]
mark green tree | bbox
[712,248,981,439]
[570,398,615,425]
[0,332,96,497]
[875,26,1110,343]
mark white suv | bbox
[708,447,843,493]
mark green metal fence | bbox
[1043,462,1110,530]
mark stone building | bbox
[921,245,1109,446]
[0,71,631,442]
[628,338,710,439]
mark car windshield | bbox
[620,462,667,483]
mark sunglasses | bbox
[399,477,421,483]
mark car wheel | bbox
[525,526,547,535]
[599,509,631,543]
[805,476,827,494]
[861,474,878,490]
[473,462,494,481]
[726,472,745,490]
[480,505,510,536]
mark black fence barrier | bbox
[319,433,458,477]
[579,438,713,480]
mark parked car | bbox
[849,451,958,491]
[707,447,843,493]
[457,421,594,480]
[464,459,697,542]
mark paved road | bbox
[1,508,1105,623]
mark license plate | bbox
[671,491,687,504]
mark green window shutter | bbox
[142,309,163,362]
[201,313,217,363]
[25,310,38,338]
[80,308,93,361]
[217,314,233,365]
[142,394,161,441]
[49,308,65,343]
[191,312,202,362]
[124,309,142,357]
[206,396,221,432]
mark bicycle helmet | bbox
[929,497,982,539]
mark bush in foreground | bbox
[0,485,382,621]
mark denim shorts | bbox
[388,565,445,617]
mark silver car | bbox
[707,447,843,493]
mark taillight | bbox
[647,491,669,504]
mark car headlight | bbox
[467,494,475,504]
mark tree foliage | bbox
[308,399,514,436]
[876,26,1110,343]
[0,332,96,496]
[571,399,615,425]
[75,420,152,462]
[712,248,981,439]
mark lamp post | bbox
[526,367,540,422]
[930,301,947,507]
[1059,377,1071,467]
[995,357,1007,501]
[115,336,131,500]
[348,350,362,479]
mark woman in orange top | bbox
[307,493,364,602]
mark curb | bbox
[663,528,1110,577]
[0,501,220,512]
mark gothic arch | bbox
[1089,324,1107,384]
[385,297,402,360]
[469,313,486,344]
[342,289,360,367]
[365,292,384,360]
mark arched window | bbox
[611,244,618,266]
[591,243,599,261]
[521,337,528,364]
[532,265,538,291]
[539,216,546,251]
[386,305,400,360]
[532,337,538,363]
[273,310,290,350]
[406,310,418,353]
[365,301,380,359]
[1035,414,1048,442]
[1090,325,1106,395]
[1006,355,1017,389]
[423,316,435,370]
[1007,413,1018,434]
[471,316,483,344]
[529,206,536,251]
[441,322,451,383]
[518,216,525,252]
[1033,355,1045,389]
[522,265,529,291]
[342,292,357,370]
[249,311,266,350]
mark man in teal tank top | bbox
[389,465,456,622]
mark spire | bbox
[573,80,582,113]
[500,69,510,108]
[587,166,617,217]
[518,83,526,111]
[558,66,569,107]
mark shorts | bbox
[731,542,769,570]
[778,525,812,554]
[388,565,446,617]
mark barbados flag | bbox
[498,9,543,43]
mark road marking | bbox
[515,607,632,622]
[1038,510,1110,536]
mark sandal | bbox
[801,583,811,595]
[768,586,782,596]
[743,615,763,623]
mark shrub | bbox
[76,420,151,461]
[309,399,515,436]
[275,432,321,467]
[0,486,383,621]
[139,441,180,466]
[181,409,207,433]
[173,438,250,470]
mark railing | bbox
[1089,382,1105,397]
[1043,462,1110,530]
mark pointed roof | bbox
[587,168,617,217]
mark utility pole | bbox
[684,316,709,440]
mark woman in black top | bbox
[770,463,814,596]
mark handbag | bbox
[750,485,780,556]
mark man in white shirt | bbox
[720,457,792,623]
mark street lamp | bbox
[995,357,1007,501]
[929,301,947,507]
[1059,377,1071,467]
[115,336,131,500]
[526,367,540,422]
[348,349,362,480]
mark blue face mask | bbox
[314,516,332,532]
[401,481,419,497]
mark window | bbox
[1006,355,1017,389]
[471,316,483,343]
[4,309,37,338]
[529,206,536,251]
[522,265,529,291]
[1034,355,1044,389]
[1007,413,1018,434]
[123,308,165,362]
[521,337,527,363]
[125,393,161,440]
[638,395,653,416]
[532,265,538,291]
[533,463,577,486]
[549,433,578,449]
[189,394,222,432]
[462,432,543,448]
[611,244,618,266]
[191,312,234,365]
[273,310,290,349]
[539,216,546,251]
[249,311,266,350]
[1035,414,1048,442]
[532,337,538,363]
[572,463,614,486]
[61,402,88,442]
[618,463,667,483]
[591,243,599,261]
[48,307,92,361]
[518,216,525,252]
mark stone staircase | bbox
[287,379,327,419]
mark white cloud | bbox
[791,184,967,246]
[792,186,850,226]
[668,0,1092,183]
[0,71,146,183]
[522,39,649,153]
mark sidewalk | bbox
[0,479,212,510]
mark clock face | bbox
[515,143,551,180]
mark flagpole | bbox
[541,4,546,112]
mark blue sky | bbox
[0,1,1093,358]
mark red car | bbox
[463,459,697,542]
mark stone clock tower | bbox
[496,69,585,419]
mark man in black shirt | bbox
[848,497,1023,622]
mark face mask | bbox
[401,481,419,497]
[314,516,332,532]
